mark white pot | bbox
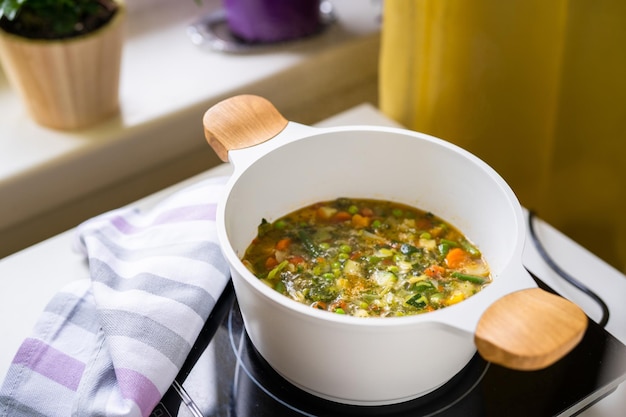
[204,95,586,405]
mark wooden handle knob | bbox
[475,287,588,371]
[203,95,289,162]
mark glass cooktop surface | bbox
[151,274,626,417]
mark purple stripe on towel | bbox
[111,204,217,234]
[116,368,162,417]
[13,338,85,391]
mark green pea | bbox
[274,281,286,294]
[274,220,287,229]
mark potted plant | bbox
[0,0,125,130]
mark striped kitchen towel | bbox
[0,176,231,417]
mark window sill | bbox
[0,0,381,257]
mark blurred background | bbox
[380,0,625,273]
[1,0,624,273]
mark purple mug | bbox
[223,0,322,43]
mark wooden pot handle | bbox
[475,287,588,371]
[203,95,289,162]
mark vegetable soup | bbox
[242,198,491,317]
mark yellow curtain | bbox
[379,0,626,272]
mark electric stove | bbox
[150,273,626,417]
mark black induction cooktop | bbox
[151,274,626,417]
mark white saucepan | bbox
[202,95,587,405]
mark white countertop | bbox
[1,104,625,415]
[0,0,381,257]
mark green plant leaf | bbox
[1,0,118,39]
[0,0,27,21]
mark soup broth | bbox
[242,198,491,317]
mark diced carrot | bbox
[351,213,371,228]
[329,299,347,312]
[416,218,432,230]
[368,303,381,313]
[275,237,292,251]
[333,211,352,222]
[289,255,305,265]
[361,207,374,217]
[445,248,469,268]
[311,301,327,310]
[424,264,445,277]
[265,256,279,270]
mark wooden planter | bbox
[0,1,125,130]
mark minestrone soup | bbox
[242,198,491,317]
